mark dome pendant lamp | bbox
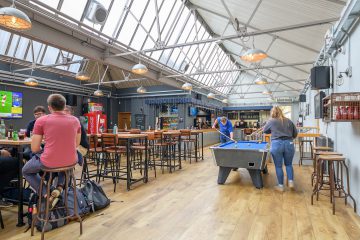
[0,0,32,30]
[240,37,267,63]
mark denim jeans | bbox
[270,139,295,185]
[220,130,230,143]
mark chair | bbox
[298,138,313,166]
[31,164,82,240]
[81,135,101,184]
[99,134,125,192]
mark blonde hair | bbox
[271,106,285,121]
[221,116,227,124]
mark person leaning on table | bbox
[262,106,298,192]
[212,116,234,143]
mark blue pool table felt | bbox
[218,141,268,150]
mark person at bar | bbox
[22,94,81,206]
[0,150,17,208]
[25,106,46,138]
[263,106,298,192]
[212,116,234,143]
[64,105,89,165]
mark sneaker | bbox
[274,185,284,192]
[288,181,295,190]
[0,199,13,208]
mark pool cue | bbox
[215,129,237,143]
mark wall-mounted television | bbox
[170,105,178,114]
[188,107,198,116]
[0,91,23,118]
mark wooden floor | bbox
[2,147,360,240]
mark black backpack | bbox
[62,186,91,216]
[81,180,110,212]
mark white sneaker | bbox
[288,181,295,190]
[274,185,284,192]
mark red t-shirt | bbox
[33,112,81,168]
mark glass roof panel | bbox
[60,0,87,21]
[15,37,30,59]
[6,35,20,57]
[0,30,11,55]
[102,0,126,37]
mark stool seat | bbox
[89,147,103,152]
[299,139,313,143]
[313,146,333,151]
[41,164,76,172]
[318,155,345,161]
[315,151,342,156]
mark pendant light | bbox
[94,89,103,96]
[131,63,148,75]
[262,90,272,95]
[0,0,32,30]
[24,77,38,86]
[207,93,215,99]
[181,82,193,91]
[222,99,228,104]
[75,60,90,80]
[255,77,268,85]
[137,86,147,94]
[240,37,267,63]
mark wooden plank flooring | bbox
[1,147,360,240]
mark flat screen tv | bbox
[170,105,178,114]
[314,91,326,119]
[189,107,198,116]
[0,91,23,118]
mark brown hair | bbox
[271,106,285,121]
[64,105,74,115]
[47,94,66,111]
[33,105,46,114]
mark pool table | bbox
[210,141,270,189]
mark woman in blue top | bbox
[212,116,234,143]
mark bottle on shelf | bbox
[0,119,5,139]
[113,124,118,134]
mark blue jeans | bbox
[270,139,295,185]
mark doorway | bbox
[118,112,131,130]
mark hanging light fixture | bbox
[94,89,103,97]
[131,63,148,75]
[0,0,32,30]
[137,86,147,94]
[240,49,267,62]
[75,70,90,81]
[240,36,267,63]
[207,93,215,99]
[222,99,228,104]
[255,77,268,85]
[181,82,193,91]
[24,77,38,86]
[262,90,272,95]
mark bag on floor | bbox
[62,186,91,217]
[35,199,67,232]
[81,180,110,212]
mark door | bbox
[118,112,131,130]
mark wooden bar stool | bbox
[298,138,313,166]
[31,164,82,240]
[311,146,333,185]
[311,154,357,215]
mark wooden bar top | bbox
[0,138,32,145]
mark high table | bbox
[90,133,149,190]
[0,138,32,227]
[190,130,205,161]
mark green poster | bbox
[0,91,13,116]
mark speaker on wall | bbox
[310,66,332,90]
[65,94,77,106]
[299,94,306,102]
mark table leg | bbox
[195,134,198,162]
[178,135,182,169]
[247,169,263,189]
[17,145,25,227]
[126,139,131,191]
[201,133,204,160]
[144,138,148,183]
[217,167,232,184]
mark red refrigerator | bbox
[84,103,107,134]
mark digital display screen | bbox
[0,91,23,118]
[189,107,198,116]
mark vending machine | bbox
[83,102,107,134]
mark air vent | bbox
[85,0,108,25]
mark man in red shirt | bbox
[22,94,81,200]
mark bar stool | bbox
[298,138,313,166]
[311,146,333,185]
[31,164,82,240]
[311,154,357,215]
[180,130,196,163]
[81,135,102,184]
